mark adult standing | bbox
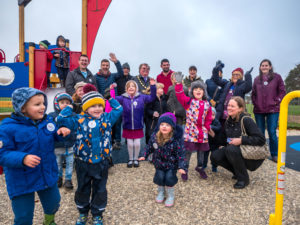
[251,59,286,163]
[212,61,253,122]
[183,65,204,89]
[156,59,174,95]
[95,53,124,96]
[211,96,266,189]
[134,63,151,94]
[65,54,96,96]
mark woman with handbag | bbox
[211,96,266,189]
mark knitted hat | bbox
[39,40,50,49]
[81,84,105,111]
[122,62,130,70]
[12,87,47,116]
[53,92,73,111]
[189,81,207,100]
[232,68,244,78]
[74,81,86,91]
[157,112,177,129]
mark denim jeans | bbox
[55,147,74,180]
[254,113,279,157]
[153,169,178,187]
[11,184,60,225]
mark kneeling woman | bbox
[211,96,266,189]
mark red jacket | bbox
[157,70,173,94]
[46,50,53,72]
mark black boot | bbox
[233,180,249,189]
[57,177,63,188]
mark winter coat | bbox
[57,99,123,163]
[156,70,174,94]
[183,76,204,88]
[175,83,212,143]
[145,95,168,133]
[225,113,266,146]
[116,74,133,95]
[205,77,225,105]
[95,61,124,96]
[65,67,96,96]
[53,36,69,68]
[212,69,252,120]
[115,85,156,130]
[251,73,286,114]
[166,85,188,125]
[72,98,82,114]
[133,75,150,94]
[143,125,187,171]
[0,114,61,199]
[208,118,222,149]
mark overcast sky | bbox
[1,0,300,81]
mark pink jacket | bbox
[105,89,116,113]
[175,83,212,143]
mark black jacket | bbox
[116,74,133,95]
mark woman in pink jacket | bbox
[174,72,212,181]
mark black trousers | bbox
[74,158,109,217]
[211,145,264,182]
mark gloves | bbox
[104,88,111,100]
[174,71,184,83]
[215,60,225,71]
[245,67,253,76]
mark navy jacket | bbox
[0,114,60,199]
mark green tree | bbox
[285,64,300,93]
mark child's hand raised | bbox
[150,78,156,85]
[139,157,145,161]
[23,155,41,168]
[178,169,186,175]
[57,127,71,137]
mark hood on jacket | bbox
[53,92,73,112]
[123,80,139,96]
[56,35,66,47]
[12,87,48,117]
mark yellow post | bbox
[269,90,300,225]
[28,42,35,88]
[19,4,25,62]
[82,0,87,55]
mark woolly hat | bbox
[39,40,50,49]
[12,87,47,116]
[157,112,177,129]
[53,92,73,111]
[189,81,207,99]
[232,68,244,78]
[74,81,86,91]
[81,84,105,111]
[122,62,130,70]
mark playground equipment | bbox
[0,0,112,115]
[269,90,300,225]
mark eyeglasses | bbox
[232,73,240,77]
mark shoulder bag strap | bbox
[212,86,219,100]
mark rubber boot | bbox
[165,187,175,207]
[43,214,56,225]
[156,186,165,203]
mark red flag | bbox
[87,0,112,59]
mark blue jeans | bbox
[153,169,178,187]
[254,113,279,157]
[56,147,74,180]
[11,184,60,225]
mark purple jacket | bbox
[116,85,156,130]
[251,73,286,113]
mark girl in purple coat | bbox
[251,59,286,163]
[116,79,156,168]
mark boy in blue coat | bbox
[57,84,123,225]
[0,87,70,225]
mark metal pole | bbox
[82,0,87,55]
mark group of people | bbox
[0,54,286,224]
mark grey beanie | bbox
[122,62,130,70]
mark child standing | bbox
[49,92,76,190]
[139,113,187,207]
[53,35,69,87]
[116,79,156,168]
[39,40,53,87]
[57,84,123,225]
[203,107,221,172]
[0,87,70,225]
[174,72,212,181]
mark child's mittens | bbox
[104,88,111,100]
[174,72,184,84]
